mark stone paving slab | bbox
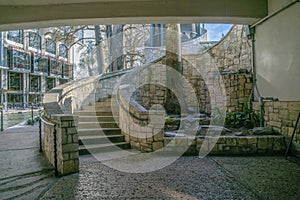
[41,155,300,200]
[0,124,57,200]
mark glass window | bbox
[29,75,41,92]
[33,56,48,73]
[50,59,62,75]
[59,44,68,58]
[7,30,24,44]
[9,72,23,91]
[63,64,73,78]
[46,78,55,91]
[10,50,31,70]
[29,32,41,50]
[7,94,23,105]
[59,79,68,85]
[45,39,56,55]
[3,47,9,67]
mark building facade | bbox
[0,29,74,109]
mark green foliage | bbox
[213,102,260,128]
[26,116,40,125]
[225,102,260,128]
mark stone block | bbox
[62,153,69,161]
[62,143,78,153]
[69,152,79,159]
[62,160,78,175]
[273,137,284,151]
[257,137,268,150]
[73,135,78,143]
[237,138,248,145]
[267,137,274,150]
[269,121,281,128]
[67,127,77,134]
[289,111,299,121]
[141,146,152,152]
[287,102,300,111]
[68,135,73,143]
[153,142,164,151]
[279,109,289,119]
[153,131,164,141]
[175,137,188,146]
[226,138,236,146]
[269,113,279,121]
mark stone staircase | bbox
[75,98,131,155]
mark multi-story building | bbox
[0,29,74,109]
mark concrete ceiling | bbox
[0,0,268,31]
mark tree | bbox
[123,24,149,68]
[106,24,124,72]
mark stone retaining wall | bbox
[164,135,286,156]
[253,101,300,152]
[42,114,79,175]
[182,25,253,113]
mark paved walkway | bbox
[0,124,56,200]
[1,125,300,200]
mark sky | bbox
[205,24,233,41]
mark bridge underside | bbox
[0,0,268,31]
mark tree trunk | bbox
[94,25,104,74]
[106,25,124,72]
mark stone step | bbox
[78,122,119,129]
[79,135,125,145]
[81,106,119,111]
[78,116,118,122]
[97,98,113,102]
[78,128,121,136]
[74,111,116,116]
[79,142,131,155]
[80,149,139,163]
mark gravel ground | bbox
[41,156,300,200]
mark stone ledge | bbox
[164,135,286,156]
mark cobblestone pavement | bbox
[0,125,57,200]
[41,155,300,200]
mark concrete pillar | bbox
[160,24,165,46]
[150,24,155,47]
[23,73,28,108]
[165,24,182,71]
[197,23,201,36]
[41,75,45,103]
[0,32,3,67]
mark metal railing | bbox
[39,111,58,176]
[0,106,3,131]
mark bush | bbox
[213,102,260,129]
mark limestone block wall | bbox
[133,25,253,114]
[253,101,300,151]
[95,69,130,101]
[182,25,253,113]
[118,95,164,152]
[42,114,79,175]
[164,135,286,156]
[117,65,166,152]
